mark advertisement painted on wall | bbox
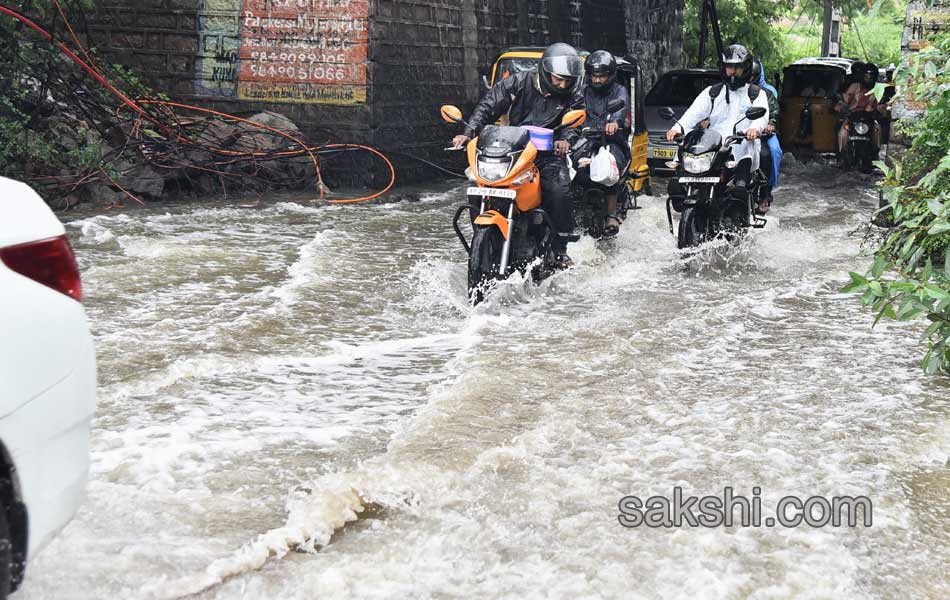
[196,0,369,105]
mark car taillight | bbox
[0,235,82,302]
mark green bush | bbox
[845,34,950,375]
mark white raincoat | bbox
[675,83,770,171]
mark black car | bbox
[645,69,721,171]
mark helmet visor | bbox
[542,55,584,79]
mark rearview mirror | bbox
[606,99,625,113]
[745,106,767,121]
[659,107,676,121]
[440,105,463,124]
[561,109,586,129]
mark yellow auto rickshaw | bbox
[487,47,651,199]
[779,57,855,159]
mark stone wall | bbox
[84,0,677,186]
[625,0,686,89]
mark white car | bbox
[0,176,96,595]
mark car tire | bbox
[0,500,12,600]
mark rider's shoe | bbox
[554,254,574,270]
[754,199,771,215]
[604,194,620,237]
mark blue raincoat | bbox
[758,65,784,188]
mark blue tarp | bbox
[758,65,784,188]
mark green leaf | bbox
[929,197,947,216]
[871,255,888,279]
[885,303,899,321]
[945,247,950,280]
[926,351,943,375]
[924,321,944,338]
[926,61,938,79]
[924,285,950,302]
[869,280,884,297]
[924,259,935,283]
[874,302,893,327]
[890,282,918,293]
[901,235,918,260]
[842,272,868,294]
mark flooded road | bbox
[18,164,950,599]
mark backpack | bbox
[709,82,761,104]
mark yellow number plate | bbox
[652,147,677,159]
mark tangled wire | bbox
[0,0,395,209]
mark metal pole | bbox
[707,0,724,61]
[821,0,834,57]
[698,0,708,66]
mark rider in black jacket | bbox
[452,42,585,268]
[580,50,630,236]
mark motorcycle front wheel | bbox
[677,206,707,249]
[468,226,505,305]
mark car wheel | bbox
[0,502,12,599]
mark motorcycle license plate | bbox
[850,136,869,141]
[467,187,516,199]
[652,147,677,159]
[679,177,720,183]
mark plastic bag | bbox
[590,146,619,187]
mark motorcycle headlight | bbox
[683,152,714,174]
[510,168,535,186]
[477,159,511,182]
[853,122,870,135]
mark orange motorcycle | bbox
[440,105,586,304]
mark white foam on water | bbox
[271,229,345,305]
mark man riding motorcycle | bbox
[750,59,783,213]
[666,44,770,214]
[836,62,881,161]
[578,50,630,237]
[452,42,585,268]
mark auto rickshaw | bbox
[485,47,652,199]
[779,57,855,159]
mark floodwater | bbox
[18,163,950,599]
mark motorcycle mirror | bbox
[606,99,625,113]
[659,107,676,121]
[440,105,463,124]
[560,109,587,129]
[745,106,767,121]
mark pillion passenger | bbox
[579,50,631,236]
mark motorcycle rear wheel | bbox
[468,226,505,305]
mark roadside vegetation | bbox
[845,32,950,375]
[683,0,906,79]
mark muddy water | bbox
[18,165,950,599]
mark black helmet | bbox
[865,62,880,86]
[750,59,762,84]
[585,50,617,93]
[720,44,753,91]
[538,42,584,97]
